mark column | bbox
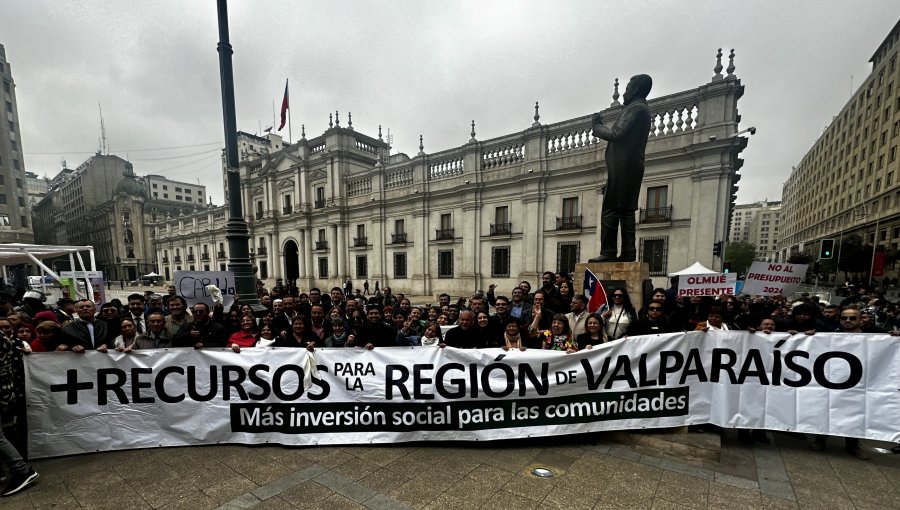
[304,228,314,281]
[336,223,347,280]
[413,208,429,294]
[371,217,383,281]
[299,167,308,208]
[521,193,543,277]
[461,202,478,284]
[267,232,276,279]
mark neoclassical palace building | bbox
[153,51,749,295]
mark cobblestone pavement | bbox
[4,431,900,509]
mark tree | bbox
[724,242,756,275]
[835,235,868,275]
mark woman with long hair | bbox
[224,310,242,336]
[348,309,366,337]
[558,280,575,313]
[475,310,498,347]
[576,315,605,350]
[274,317,317,349]
[420,321,443,347]
[602,287,636,341]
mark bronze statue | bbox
[589,74,653,262]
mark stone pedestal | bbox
[575,261,650,310]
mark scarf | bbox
[504,331,522,350]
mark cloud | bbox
[2,0,897,206]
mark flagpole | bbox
[272,100,276,136]
[287,79,292,144]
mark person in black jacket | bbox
[776,302,818,335]
[353,305,396,349]
[443,310,484,349]
[307,304,333,343]
[274,317,318,349]
[174,303,226,348]
[520,291,555,331]
[628,299,673,336]
[61,300,108,352]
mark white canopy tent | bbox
[668,261,718,277]
[0,243,97,299]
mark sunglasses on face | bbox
[840,316,859,321]
[613,294,624,298]
[648,307,663,311]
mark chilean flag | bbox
[278,79,289,131]
[584,267,608,314]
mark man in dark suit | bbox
[61,299,108,352]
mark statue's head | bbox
[623,74,653,105]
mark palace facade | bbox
[153,52,749,295]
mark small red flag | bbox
[278,79,289,131]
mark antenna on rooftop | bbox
[386,128,394,155]
[98,102,108,155]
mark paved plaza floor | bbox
[4,431,900,509]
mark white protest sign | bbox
[173,270,236,308]
[24,331,900,458]
[677,273,737,298]
[741,261,807,296]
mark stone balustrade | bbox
[385,168,414,189]
[355,139,378,155]
[346,177,372,197]
[429,153,465,181]
[482,141,525,169]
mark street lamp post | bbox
[215,0,258,308]
[869,205,881,288]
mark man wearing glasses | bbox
[836,308,862,333]
[97,303,122,345]
[810,307,867,459]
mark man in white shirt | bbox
[565,295,590,337]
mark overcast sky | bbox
[1,1,897,205]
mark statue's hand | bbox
[592,112,604,126]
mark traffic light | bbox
[820,239,835,259]
[713,241,722,257]
[723,262,732,273]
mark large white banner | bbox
[742,261,808,296]
[25,331,900,458]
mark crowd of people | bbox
[1,270,898,495]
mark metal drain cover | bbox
[530,467,555,478]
